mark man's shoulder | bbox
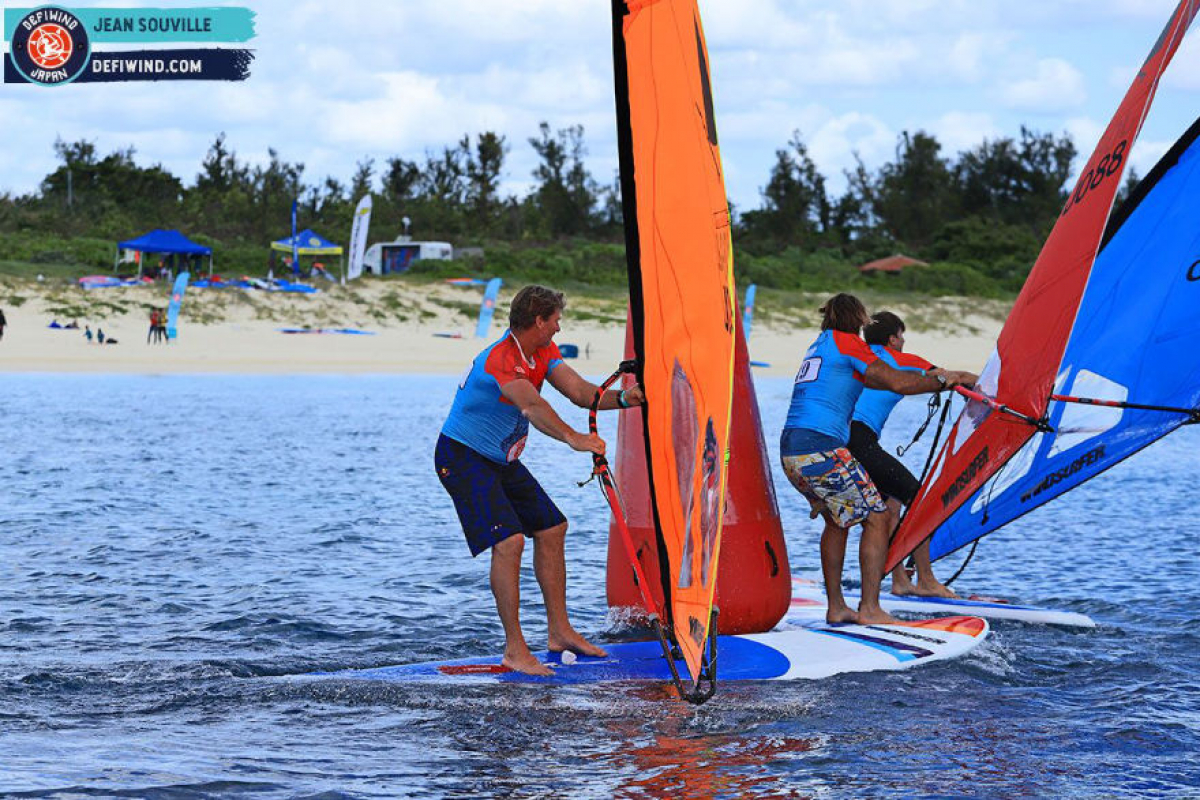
[830,330,878,362]
[481,335,516,364]
[890,349,934,371]
[485,335,542,384]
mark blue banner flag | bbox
[166,271,190,340]
[742,284,757,339]
[475,278,502,339]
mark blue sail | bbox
[474,277,502,339]
[929,116,1200,561]
[166,272,190,340]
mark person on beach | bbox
[85,325,93,343]
[435,284,645,676]
[0,307,6,342]
[780,294,975,625]
[148,309,159,344]
[850,312,974,599]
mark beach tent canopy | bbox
[857,254,927,274]
[115,228,213,276]
[271,229,343,255]
[118,228,212,256]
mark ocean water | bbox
[1,373,1197,798]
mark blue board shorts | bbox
[435,434,567,557]
[781,447,887,528]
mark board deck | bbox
[309,615,988,686]
[788,577,1095,628]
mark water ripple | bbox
[0,374,1196,797]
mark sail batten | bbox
[887,0,1200,571]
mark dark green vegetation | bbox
[0,125,1140,298]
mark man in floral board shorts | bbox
[780,294,974,624]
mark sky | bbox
[1,0,1198,222]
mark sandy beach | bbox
[0,278,1005,376]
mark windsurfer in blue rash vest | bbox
[780,294,975,624]
[435,285,646,676]
[850,312,976,599]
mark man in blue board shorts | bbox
[851,312,976,599]
[436,285,645,676]
[780,294,975,624]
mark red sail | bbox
[887,0,1200,571]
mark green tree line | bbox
[0,122,1138,296]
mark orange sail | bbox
[611,0,737,685]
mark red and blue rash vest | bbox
[852,346,935,435]
[784,329,880,445]
[441,333,563,464]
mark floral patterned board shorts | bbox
[781,447,887,528]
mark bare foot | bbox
[856,606,900,625]
[826,606,860,624]
[548,630,607,658]
[502,649,554,676]
[890,566,917,596]
[913,581,959,599]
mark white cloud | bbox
[945,33,994,83]
[0,0,1194,214]
[1000,58,1087,112]
[1125,137,1174,180]
[1092,0,1181,19]
[809,112,895,171]
[1163,32,1200,90]
[931,112,1003,154]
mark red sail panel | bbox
[887,0,1199,572]
[612,0,737,683]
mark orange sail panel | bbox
[612,0,737,684]
[887,0,1200,572]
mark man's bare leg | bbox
[491,534,552,676]
[819,515,858,623]
[533,522,606,657]
[884,499,919,595]
[911,539,958,598]
[858,511,899,624]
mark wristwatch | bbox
[935,373,948,389]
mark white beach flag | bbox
[346,195,373,282]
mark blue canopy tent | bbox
[116,229,213,278]
[271,229,343,281]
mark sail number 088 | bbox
[1060,139,1127,218]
